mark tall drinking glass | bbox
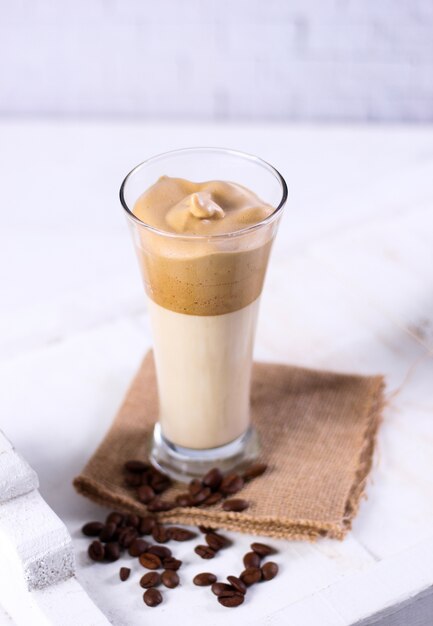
[120,148,287,480]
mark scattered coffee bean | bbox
[211,582,235,596]
[218,593,244,608]
[162,557,182,571]
[175,493,193,507]
[223,499,249,512]
[126,514,140,529]
[191,487,211,506]
[261,561,278,581]
[139,516,156,535]
[82,521,104,537]
[243,463,268,481]
[161,569,179,589]
[140,572,161,588]
[251,542,275,557]
[147,498,175,513]
[195,545,216,559]
[219,473,244,496]
[128,538,150,557]
[204,491,223,506]
[143,588,162,607]
[205,533,229,551]
[193,572,217,586]
[124,473,143,487]
[105,542,121,562]
[137,485,155,504]
[227,575,247,595]
[148,545,172,559]
[119,567,131,581]
[198,525,216,534]
[118,528,138,548]
[124,460,150,473]
[240,567,262,585]
[151,477,171,494]
[106,512,124,526]
[88,540,105,562]
[202,467,223,491]
[152,525,170,543]
[188,479,202,496]
[243,551,261,569]
[139,552,162,570]
[99,522,117,542]
[167,527,197,541]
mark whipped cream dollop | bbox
[133,176,273,235]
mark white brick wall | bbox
[1,0,432,121]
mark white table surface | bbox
[0,120,433,626]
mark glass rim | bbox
[119,146,288,240]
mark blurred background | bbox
[1,0,433,121]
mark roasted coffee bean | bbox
[162,557,182,571]
[152,525,170,543]
[194,545,216,559]
[148,545,172,559]
[82,521,104,537]
[204,491,223,506]
[118,528,138,548]
[243,551,261,568]
[140,572,161,588]
[124,473,143,487]
[128,538,150,557]
[139,552,162,570]
[149,471,171,493]
[211,582,235,596]
[223,499,249,512]
[251,542,275,557]
[218,593,245,608]
[240,567,262,585]
[191,487,211,506]
[243,463,268,481]
[188,478,202,496]
[219,473,244,495]
[119,567,130,581]
[205,533,229,551]
[124,460,150,473]
[198,525,216,534]
[99,522,117,542]
[161,569,179,588]
[106,512,124,526]
[193,572,217,586]
[126,514,140,529]
[88,540,105,562]
[147,498,175,513]
[105,542,121,562]
[175,493,193,507]
[143,588,162,607]
[137,485,155,504]
[139,516,156,535]
[168,527,197,541]
[261,561,279,581]
[202,467,223,491]
[227,576,247,594]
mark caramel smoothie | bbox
[133,176,275,450]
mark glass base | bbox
[149,423,260,482]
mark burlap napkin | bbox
[74,352,384,540]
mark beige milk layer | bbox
[133,176,275,449]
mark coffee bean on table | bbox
[243,463,268,481]
[211,582,236,596]
[148,545,172,559]
[202,467,223,490]
[143,588,162,607]
[105,542,121,562]
[175,493,193,507]
[118,528,138,548]
[191,487,211,506]
[99,522,117,542]
[140,572,161,588]
[261,561,279,581]
[251,542,275,557]
[124,460,150,473]
[106,512,124,526]
[195,545,216,559]
[161,569,179,589]
[227,575,247,595]
[205,533,229,551]
[139,516,156,535]
[219,473,244,495]
[240,567,262,585]
[193,572,217,586]
[168,527,197,541]
[198,525,217,534]
[162,557,182,571]
[218,593,245,608]
[243,551,261,568]
[126,514,140,529]
[139,552,162,569]
[147,498,175,513]
[222,499,249,512]
[88,540,105,562]
[137,485,155,504]
[119,567,131,581]
[204,492,223,506]
[152,525,170,543]
[128,538,150,557]
[82,522,104,537]
[188,479,202,496]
